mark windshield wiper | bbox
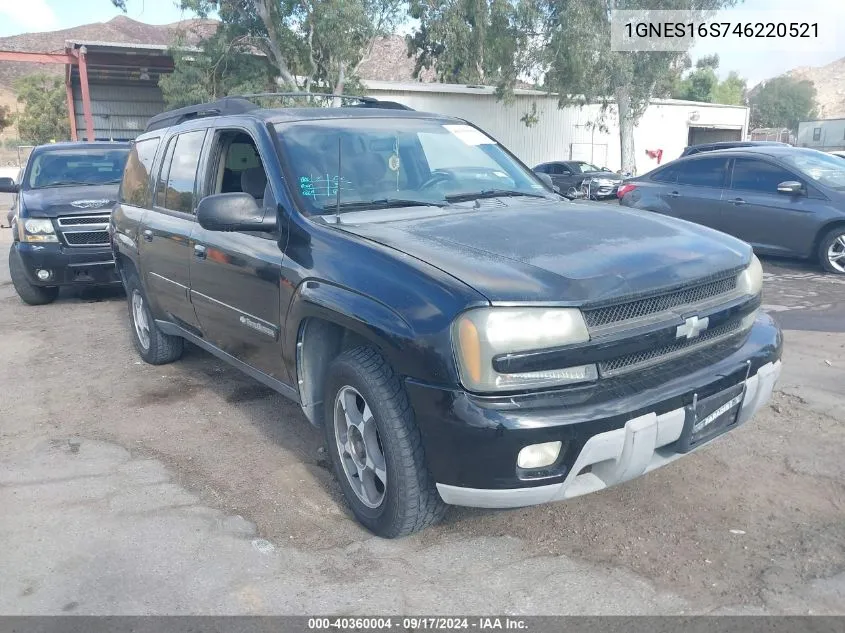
[444,189,549,203]
[40,180,102,187]
[321,198,444,213]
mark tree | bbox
[176,0,403,95]
[159,31,278,108]
[749,76,817,132]
[407,0,532,88]
[672,54,746,105]
[0,105,11,133]
[14,75,70,144]
[533,0,741,173]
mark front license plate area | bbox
[676,383,745,453]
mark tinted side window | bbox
[731,158,799,193]
[155,137,176,208]
[119,138,159,207]
[676,157,728,188]
[650,164,679,183]
[162,131,205,214]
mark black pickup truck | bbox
[111,96,783,538]
[2,142,130,305]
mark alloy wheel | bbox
[333,385,387,508]
[131,290,151,351]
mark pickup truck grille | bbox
[599,317,747,378]
[57,214,110,247]
[583,274,739,331]
[63,230,110,245]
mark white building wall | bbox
[797,119,845,150]
[364,82,749,175]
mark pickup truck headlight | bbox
[737,254,763,296]
[452,307,596,392]
[19,218,58,243]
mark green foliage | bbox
[672,54,747,105]
[14,75,70,144]
[0,105,11,132]
[176,0,403,94]
[407,0,532,88]
[749,76,817,132]
[159,31,278,108]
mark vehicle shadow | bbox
[58,285,126,304]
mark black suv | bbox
[2,142,130,304]
[111,96,783,537]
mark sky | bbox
[0,0,843,87]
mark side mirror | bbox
[601,167,612,172]
[777,180,803,195]
[0,177,19,193]
[535,172,554,190]
[561,169,572,176]
[197,193,277,233]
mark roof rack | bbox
[143,92,413,132]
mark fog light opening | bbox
[517,441,562,469]
[36,269,52,281]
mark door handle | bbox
[667,191,681,198]
[194,244,207,259]
[730,198,747,206]
[142,229,153,242]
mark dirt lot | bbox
[1,226,844,615]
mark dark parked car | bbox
[618,146,845,274]
[533,160,622,198]
[111,95,781,537]
[680,140,789,157]
[1,142,130,304]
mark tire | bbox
[8,245,58,305]
[818,227,845,274]
[323,346,446,538]
[124,271,183,365]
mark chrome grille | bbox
[583,275,738,330]
[58,215,110,226]
[599,318,747,377]
[63,231,109,245]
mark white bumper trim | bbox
[436,360,781,509]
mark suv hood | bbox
[21,184,119,218]
[335,200,751,304]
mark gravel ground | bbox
[0,227,843,615]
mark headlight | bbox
[737,254,763,296]
[19,218,58,243]
[452,307,596,392]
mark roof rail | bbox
[143,92,413,132]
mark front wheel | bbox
[8,246,58,305]
[818,227,845,274]
[323,346,446,538]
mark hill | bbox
[0,15,217,89]
[786,56,845,119]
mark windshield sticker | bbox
[443,124,495,146]
[300,175,354,200]
[388,153,401,172]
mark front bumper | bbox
[14,241,120,287]
[406,313,782,508]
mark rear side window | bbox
[675,157,729,188]
[650,164,679,183]
[731,158,799,193]
[155,130,205,214]
[119,138,159,207]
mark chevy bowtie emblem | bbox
[676,315,709,340]
[71,199,111,209]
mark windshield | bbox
[274,118,550,214]
[780,150,845,191]
[574,162,602,173]
[26,148,129,190]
